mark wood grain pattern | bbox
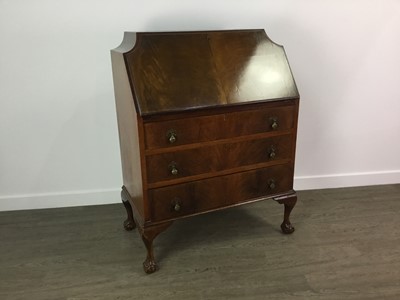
[208,30,299,103]
[143,102,295,150]
[122,30,299,116]
[146,134,293,184]
[1,185,400,299]
[149,164,293,222]
[128,33,226,115]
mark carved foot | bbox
[281,221,295,234]
[141,234,158,274]
[123,218,136,231]
[143,258,158,274]
[140,222,172,274]
[275,194,297,234]
[121,188,136,231]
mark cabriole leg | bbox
[141,234,157,273]
[121,189,135,231]
[140,222,172,274]
[276,195,297,234]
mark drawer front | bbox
[149,164,293,222]
[146,134,293,184]
[144,104,295,150]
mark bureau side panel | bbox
[111,49,145,220]
[290,98,300,180]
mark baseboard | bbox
[1,170,399,212]
[294,170,400,191]
[0,189,120,212]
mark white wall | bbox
[1,0,399,211]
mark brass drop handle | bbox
[172,199,181,212]
[268,180,276,190]
[171,167,178,175]
[167,129,177,144]
[174,202,181,212]
[269,146,276,159]
[270,118,279,130]
[168,162,179,176]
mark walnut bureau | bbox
[111,29,300,273]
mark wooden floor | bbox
[1,184,399,300]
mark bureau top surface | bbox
[112,29,299,116]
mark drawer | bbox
[146,134,293,184]
[144,104,295,150]
[149,164,293,222]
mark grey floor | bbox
[1,184,400,300]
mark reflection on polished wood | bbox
[121,29,299,116]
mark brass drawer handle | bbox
[174,203,181,212]
[166,129,177,144]
[268,179,276,190]
[269,146,276,159]
[172,199,181,212]
[269,117,279,130]
[168,162,179,176]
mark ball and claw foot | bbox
[143,258,158,274]
[281,221,295,234]
[123,218,135,231]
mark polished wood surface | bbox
[2,185,400,299]
[111,29,300,273]
[146,134,293,184]
[119,30,299,116]
[143,101,296,149]
[111,47,146,221]
[149,164,294,222]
